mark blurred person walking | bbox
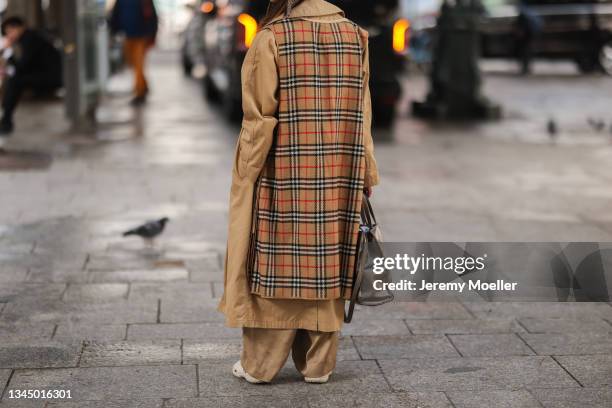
[516,0,542,75]
[0,17,62,137]
[110,0,158,105]
[218,0,379,383]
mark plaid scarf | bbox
[248,17,366,300]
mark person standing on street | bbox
[110,0,158,105]
[218,0,379,383]
[0,17,62,137]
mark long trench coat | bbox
[217,0,379,332]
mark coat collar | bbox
[272,0,344,21]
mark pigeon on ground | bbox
[122,217,169,246]
[547,118,558,142]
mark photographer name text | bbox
[373,279,518,292]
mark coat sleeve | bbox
[359,28,380,187]
[234,28,279,183]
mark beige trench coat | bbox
[217,0,379,332]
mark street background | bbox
[1,0,612,407]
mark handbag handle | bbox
[361,195,376,229]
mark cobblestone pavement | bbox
[1,53,611,407]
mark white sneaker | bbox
[304,371,332,384]
[232,361,266,384]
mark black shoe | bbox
[130,95,147,106]
[0,122,13,136]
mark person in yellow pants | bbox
[110,0,158,105]
[218,0,379,385]
[123,38,152,103]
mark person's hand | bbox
[363,187,372,197]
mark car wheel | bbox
[599,41,612,75]
[575,55,598,74]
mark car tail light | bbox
[200,1,214,14]
[392,18,410,54]
[237,13,257,49]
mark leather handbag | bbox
[344,195,394,323]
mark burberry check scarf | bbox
[249,17,366,300]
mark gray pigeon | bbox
[123,217,169,246]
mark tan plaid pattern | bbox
[248,18,366,300]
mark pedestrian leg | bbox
[241,327,297,382]
[131,38,148,98]
[291,329,339,380]
[1,75,25,131]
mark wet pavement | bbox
[0,52,611,407]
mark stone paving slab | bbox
[0,369,10,391]
[127,322,238,340]
[462,302,612,320]
[0,401,45,407]
[378,356,580,391]
[518,318,612,334]
[7,365,197,400]
[159,299,224,323]
[336,337,361,361]
[352,335,459,360]
[197,360,389,397]
[445,389,541,408]
[406,319,524,335]
[520,332,612,355]
[339,319,410,336]
[89,268,188,283]
[62,284,129,303]
[530,387,612,408]
[0,284,65,304]
[0,342,81,369]
[0,268,28,284]
[554,355,612,387]
[0,300,157,325]
[25,268,88,284]
[351,302,473,320]
[165,396,308,408]
[185,256,223,283]
[46,400,163,408]
[306,392,452,408]
[53,324,127,341]
[182,340,241,362]
[79,340,181,367]
[86,254,161,271]
[128,283,214,302]
[0,324,55,341]
[448,334,535,357]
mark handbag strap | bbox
[344,229,368,323]
[345,194,375,323]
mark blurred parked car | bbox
[480,0,612,74]
[201,0,408,126]
[409,0,612,75]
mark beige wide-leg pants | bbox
[241,327,339,382]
